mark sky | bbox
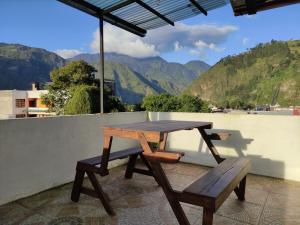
[1,0,300,65]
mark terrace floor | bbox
[1,162,300,225]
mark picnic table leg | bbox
[198,127,243,200]
[125,154,138,179]
[138,133,190,225]
[237,176,247,201]
[198,128,224,164]
[150,161,190,225]
[71,169,85,202]
[202,208,213,225]
[159,133,168,150]
[86,172,115,216]
[99,135,113,176]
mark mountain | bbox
[184,60,211,75]
[185,40,300,107]
[0,43,210,104]
[70,53,210,103]
[0,43,65,90]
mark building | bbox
[0,83,54,119]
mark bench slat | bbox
[183,158,250,209]
[79,147,143,165]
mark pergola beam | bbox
[58,0,146,37]
[231,0,300,16]
[189,0,208,16]
[135,0,174,26]
[105,0,136,13]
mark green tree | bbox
[142,94,209,112]
[43,60,125,114]
[64,85,99,115]
[142,94,179,112]
[177,95,210,112]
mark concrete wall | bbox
[149,112,300,182]
[0,91,14,118]
[0,112,147,205]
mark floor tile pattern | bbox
[1,162,300,225]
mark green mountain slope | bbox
[71,53,210,96]
[186,40,300,107]
[0,43,210,104]
[99,62,162,104]
[0,43,65,90]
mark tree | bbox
[177,95,210,112]
[142,94,210,112]
[142,94,179,112]
[64,85,99,115]
[42,60,125,114]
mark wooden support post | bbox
[87,172,115,215]
[150,162,190,225]
[71,169,85,202]
[202,208,213,225]
[238,176,247,201]
[198,128,225,164]
[125,154,138,179]
[99,135,113,176]
[159,133,168,150]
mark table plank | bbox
[103,120,212,133]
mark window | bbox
[16,99,25,108]
[16,114,26,118]
[29,99,37,107]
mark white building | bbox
[0,83,53,119]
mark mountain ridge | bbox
[0,43,210,103]
[185,40,300,107]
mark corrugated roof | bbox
[59,0,229,36]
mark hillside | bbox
[0,43,65,90]
[186,40,300,107]
[70,53,210,98]
[0,43,210,104]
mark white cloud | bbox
[174,41,183,51]
[91,22,238,58]
[91,24,159,58]
[242,37,249,45]
[194,40,225,52]
[55,49,82,59]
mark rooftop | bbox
[2,162,300,225]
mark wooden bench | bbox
[71,147,155,215]
[182,158,251,225]
[147,156,250,225]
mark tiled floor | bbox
[1,162,300,225]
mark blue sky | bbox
[1,0,300,65]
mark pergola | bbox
[57,0,300,113]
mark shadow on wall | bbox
[168,127,285,180]
[149,112,286,180]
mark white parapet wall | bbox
[149,112,300,182]
[0,112,147,205]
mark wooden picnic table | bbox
[71,120,249,225]
[99,120,224,176]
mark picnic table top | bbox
[103,120,213,133]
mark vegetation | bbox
[42,61,125,115]
[75,53,210,104]
[185,40,300,108]
[142,93,210,112]
[64,85,99,115]
[0,44,210,104]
